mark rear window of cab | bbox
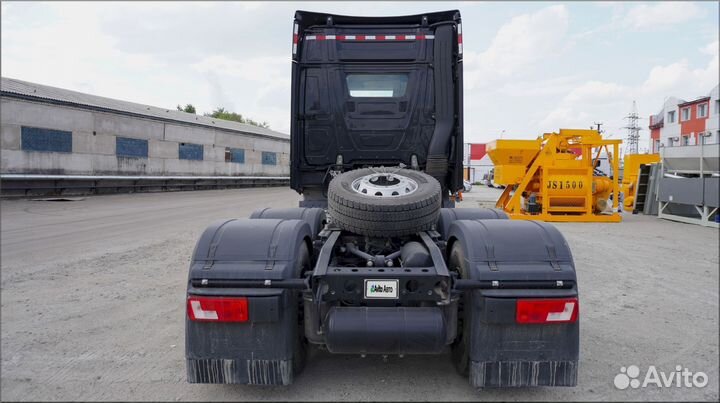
[346,73,409,98]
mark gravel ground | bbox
[1,186,718,401]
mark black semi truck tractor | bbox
[185,10,579,388]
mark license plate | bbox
[364,279,399,299]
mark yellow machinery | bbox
[487,129,622,223]
[621,153,660,210]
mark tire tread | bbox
[327,168,441,237]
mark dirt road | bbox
[1,187,717,401]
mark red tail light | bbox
[187,296,249,322]
[516,298,578,324]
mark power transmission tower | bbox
[622,101,642,155]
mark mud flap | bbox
[470,360,577,388]
[468,291,579,387]
[188,358,292,385]
[448,219,579,388]
[185,219,312,385]
[185,291,297,385]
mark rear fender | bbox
[436,208,508,240]
[250,207,327,239]
[190,218,312,281]
[446,219,576,283]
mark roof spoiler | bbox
[294,10,460,27]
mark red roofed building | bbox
[648,85,719,152]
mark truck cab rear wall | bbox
[291,10,464,195]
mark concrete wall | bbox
[1,97,290,176]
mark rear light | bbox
[516,298,578,324]
[457,23,463,55]
[187,296,249,322]
[292,22,299,56]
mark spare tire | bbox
[328,168,442,237]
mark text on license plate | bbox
[364,279,399,299]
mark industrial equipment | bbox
[621,153,660,212]
[487,129,622,222]
[657,142,719,227]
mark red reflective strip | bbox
[293,33,298,44]
[306,34,433,41]
[187,296,249,323]
[516,298,578,324]
[458,34,463,44]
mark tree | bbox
[204,107,269,128]
[176,104,197,114]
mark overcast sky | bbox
[2,1,718,150]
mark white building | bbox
[463,143,494,183]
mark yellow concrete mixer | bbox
[487,129,622,223]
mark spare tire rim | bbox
[351,173,419,197]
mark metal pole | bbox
[613,143,620,212]
[658,145,665,217]
[697,133,705,211]
[699,132,703,178]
